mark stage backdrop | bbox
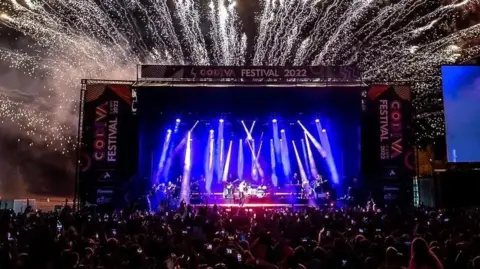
[78,83,138,209]
[362,85,414,204]
[136,85,364,194]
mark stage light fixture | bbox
[167,129,172,133]
[280,129,285,133]
[176,118,181,123]
[322,129,326,133]
[210,129,214,133]
[219,119,224,123]
[315,119,320,123]
[272,119,277,123]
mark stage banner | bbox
[364,85,414,203]
[79,83,137,209]
[139,65,360,81]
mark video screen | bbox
[442,65,480,163]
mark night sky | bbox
[0,0,478,198]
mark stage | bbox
[77,67,414,210]
[136,84,362,209]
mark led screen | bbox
[442,65,480,163]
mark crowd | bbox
[1,202,480,269]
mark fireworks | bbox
[0,0,479,150]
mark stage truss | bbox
[76,65,423,210]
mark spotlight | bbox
[176,118,181,123]
[322,129,326,133]
[210,129,214,133]
[167,129,172,133]
[219,119,224,123]
[315,119,320,123]
[272,119,277,123]
[280,129,285,133]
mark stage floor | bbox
[190,203,313,208]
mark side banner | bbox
[79,84,137,209]
[364,85,414,203]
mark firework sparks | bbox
[0,0,478,153]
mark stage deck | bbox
[190,203,313,208]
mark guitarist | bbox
[223,178,239,200]
[314,174,327,198]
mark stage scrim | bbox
[78,82,138,209]
[362,85,414,204]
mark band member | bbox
[291,173,301,194]
[301,180,311,199]
[167,181,176,201]
[314,175,327,198]
[190,176,198,192]
[223,180,235,199]
[292,173,300,184]
[238,180,247,205]
[223,180,229,198]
